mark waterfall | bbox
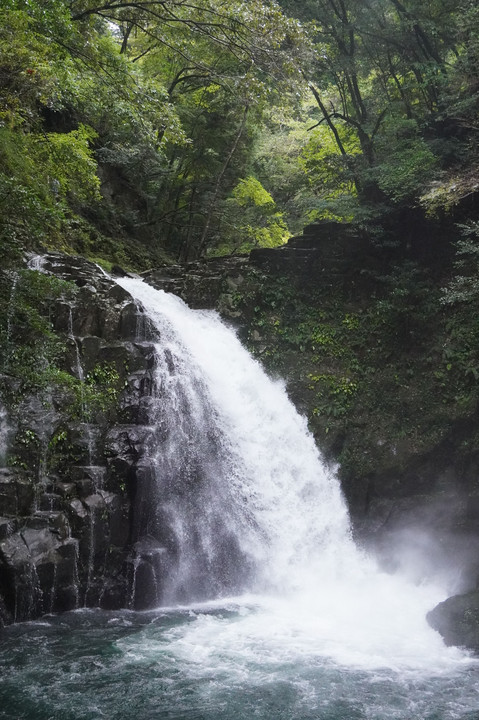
[116,278,465,669]
[0,269,472,720]
[118,279,356,599]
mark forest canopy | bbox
[0,0,477,268]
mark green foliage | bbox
[0,7,65,129]
[36,125,101,202]
[232,177,276,208]
[45,426,82,474]
[373,119,439,204]
[82,362,124,420]
[300,126,359,198]
[232,247,479,478]
[0,1,470,263]
[0,269,76,395]
[271,0,478,230]
[367,262,437,347]
[0,264,126,478]
[211,176,289,256]
[1,0,478,266]
[441,223,479,304]
[309,374,359,420]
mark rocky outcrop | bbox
[142,222,373,307]
[427,591,479,650]
[143,255,249,311]
[0,254,163,624]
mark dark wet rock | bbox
[0,471,34,516]
[111,265,137,279]
[427,590,479,650]
[105,425,155,478]
[0,517,80,620]
[0,593,12,627]
[129,537,170,610]
[0,516,17,540]
[70,466,106,498]
[119,302,147,342]
[0,253,162,622]
[108,282,132,301]
[55,482,76,498]
[65,423,104,466]
[38,493,63,511]
[120,370,156,424]
[144,256,248,310]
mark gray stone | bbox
[69,498,88,520]
[0,471,34,516]
[0,517,16,540]
[427,590,479,650]
[56,482,76,498]
[39,493,63,511]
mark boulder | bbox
[427,590,479,650]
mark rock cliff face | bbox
[1,235,479,650]
[0,254,164,625]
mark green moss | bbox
[231,256,479,480]
[0,269,77,398]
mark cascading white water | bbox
[117,278,469,671]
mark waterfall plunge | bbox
[118,278,467,670]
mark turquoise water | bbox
[0,605,478,720]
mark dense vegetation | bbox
[0,0,477,268]
[233,254,479,491]
[1,0,478,487]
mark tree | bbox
[0,0,307,263]
[275,0,476,230]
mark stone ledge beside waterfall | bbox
[0,254,162,625]
[427,590,479,651]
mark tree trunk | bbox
[195,104,249,258]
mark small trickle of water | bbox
[129,555,141,609]
[27,255,47,272]
[84,503,97,607]
[67,307,96,464]
[49,562,58,615]
[68,307,85,384]
[0,403,10,465]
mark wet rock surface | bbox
[427,590,479,650]
[0,254,165,623]
[143,255,249,312]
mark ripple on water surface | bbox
[0,606,478,720]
